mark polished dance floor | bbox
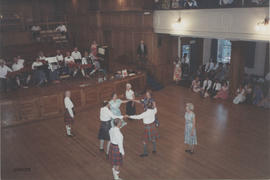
[1,85,269,180]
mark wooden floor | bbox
[1,85,270,180]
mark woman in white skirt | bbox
[184,103,197,154]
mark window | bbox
[217,40,231,63]
[182,45,191,59]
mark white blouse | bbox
[129,108,157,125]
[109,127,125,155]
[64,97,74,118]
[125,89,134,100]
[100,106,123,122]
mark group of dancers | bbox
[64,83,198,180]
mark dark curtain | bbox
[210,39,217,62]
[244,42,256,68]
[190,39,201,75]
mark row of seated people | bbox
[0,45,105,92]
[191,74,270,109]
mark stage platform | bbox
[0,73,146,128]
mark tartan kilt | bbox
[142,123,159,142]
[64,109,74,125]
[98,121,111,140]
[109,144,123,166]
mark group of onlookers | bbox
[0,41,106,93]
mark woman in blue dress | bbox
[109,92,128,128]
[184,103,197,154]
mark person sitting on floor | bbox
[214,81,229,100]
[191,76,201,93]
[233,84,246,104]
[209,79,222,98]
[253,84,264,105]
[244,83,253,104]
[200,76,212,98]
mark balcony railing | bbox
[154,0,269,10]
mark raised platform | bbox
[0,73,146,127]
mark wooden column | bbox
[230,41,246,95]
[264,42,269,76]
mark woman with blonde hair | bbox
[184,103,197,154]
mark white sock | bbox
[100,140,104,149]
[106,141,111,154]
[66,125,71,135]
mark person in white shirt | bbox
[32,57,47,86]
[64,91,75,137]
[233,85,246,104]
[201,77,212,98]
[0,59,12,93]
[56,24,67,33]
[209,79,222,97]
[98,101,123,155]
[64,51,75,75]
[46,57,60,83]
[55,50,64,75]
[12,57,31,88]
[71,48,82,77]
[109,118,125,180]
[31,25,41,40]
[128,102,159,157]
[125,83,136,120]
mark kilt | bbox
[142,123,159,142]
[109,144,123,166]
[126,101,136,115]
[98,121,111,140]
[64,109,74,125]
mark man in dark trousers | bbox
[137,40,148,70]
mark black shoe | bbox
[140,153,148,157]
[152,151,157,154]
[100,149,104,152]
[185,150,191,153]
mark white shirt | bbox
[39,56,46,60]
[109,127,124,155]
[206,62,214,72]
[12,59,24,71]
[125,89,134,100]
[46,57,59,71]
[71,51,82,60]
[213,82,222,91]
[202,79,212,90]
[64,97,74,118]
[100,106,123,122]
[56,25,67,32]
[32,61,43,70]
[64,56,75,64]
[31,26,41,31]
[130,108,157,125]
[81,57,88,65]
[56,54,64,62]
[0,65,12,79]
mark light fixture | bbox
[172,17,182,29]
[255,17,269,32]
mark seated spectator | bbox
[214,81,229,100]
[56,24,67,35]
[32,57,47,86]
[81,51,93,78]
[64,51,75,76]
[209,79,222,97]
[244,83,253,104]
[12,56,31,88]
[89,52,106,76]
[46,57,60,83]
[55,50,64,75]
[31,25,41,41]
[258,89,270,108]
[191,77,201,93]
[71,47,82,77]
[201,76,212,98]
[233,85,246,104]
[0,59,12,93]
[253,84,264,105]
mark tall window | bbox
[182,45,191,59]
[217,40,231,63]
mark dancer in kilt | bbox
[184,103,197,154]
[99,101,123,156]
[109,118,125,180]
[125,83,136,120]
[128,102,159,157]
[64,91,75,137]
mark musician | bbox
[38,51,46,61]
[32,57,47,86]
[64,51,75,76]
[90,41,98,57]
[71,48,82,77]
[12,57,31,88]
[81,51,92,78]
[55,50,64,75]
[0,59,12,93]
[89,52,106,76]
[46,57,60,83]
[137,40,148,69]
